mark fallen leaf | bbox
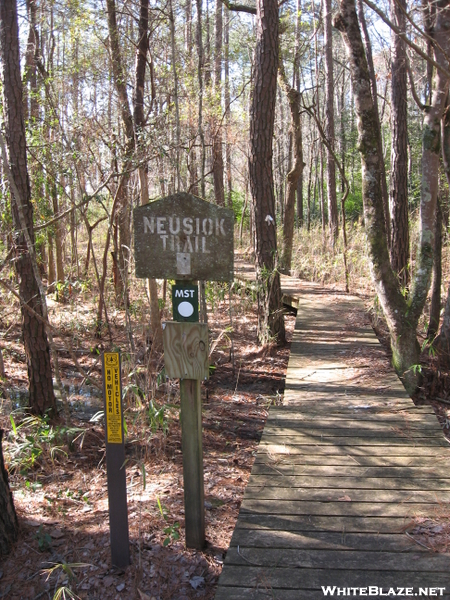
[138,590,152,600]
[49,529,64,539]
[338,495,352,502]
[189,575,205,590]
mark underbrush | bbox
[290,221,372,294]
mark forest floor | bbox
[0,277,450,600]
[0,279,296,600]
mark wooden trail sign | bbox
[134,193,234,550]
[102,352,130,568]
[133,193,234,282]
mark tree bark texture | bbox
[106,0,134,305]
[334,0,414,392]
[0,430,18,555]
[23,0,39,124]
[0,0,56,415]
[389,0,409,287]
[196,0,206,198]
[437,94,450,358]
[410,1,450,324]
[427,196,442,340]
[324,0,338,241]
[335,0,450,393]
[212,0,225,206]
[249,0,285,344]
[279,62,304,273]
[356,0,390,244]
[442,92,450,188]
[224,6,232,207]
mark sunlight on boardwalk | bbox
[215,273,450,599]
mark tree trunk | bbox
[249,0,285,345]
[168,0,181,191]
[133,0,163,351]
[51,179,65,294]
[106,0,134,304]
[335,0,450,394]
[196,0,206,198]
[47,231,56,292]
[0,0,56,416]
[0,430,18,555]
[279,62,303,273]
[442,92,450,188]
[23,0,39,125]
[212,0,225,206]
[356,0,390,244]
[224,6,232,208]
[389,0,409,287]
[436,93,450,358]
[427,195,442,340]
[324,0,338,241]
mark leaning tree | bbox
[334,0,450,393]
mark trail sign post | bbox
[102,352,130,568]
[133,192,234,282]
[133,193,234,549]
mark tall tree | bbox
[389,0,409,287]
[0,0,57,416]
[356,0,390,243]
[436,92,450,356]
[249,0,285,344]
[324,0,338,240]
[212,0,225,206]
[334,0,450,393]
[279,58,303,273]
[106,0,134,306]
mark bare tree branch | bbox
[363,0,450,79]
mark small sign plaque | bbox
[172,284,199,322]
[133,193,234,282]
[101,351,129,568]
[103,353,123,444]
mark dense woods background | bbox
[0,0,450,571]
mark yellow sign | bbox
[103,352,123,444]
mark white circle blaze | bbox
[178,301,194,318]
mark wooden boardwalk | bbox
[215,271,450,599]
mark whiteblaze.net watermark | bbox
[322,587,447,597]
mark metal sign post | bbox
[133,193,234,550]
[102,352,130,568]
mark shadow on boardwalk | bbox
[215,271,450,600]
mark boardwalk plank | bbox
[239,499,442,517]
[218,566,450,589]
[243,487,450,503]
[234,513,424,533]
[251,463,450,478]
[229,529,428,552]
[254,454,449,467]
[224,547,450,571]
[247,473,450,490]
